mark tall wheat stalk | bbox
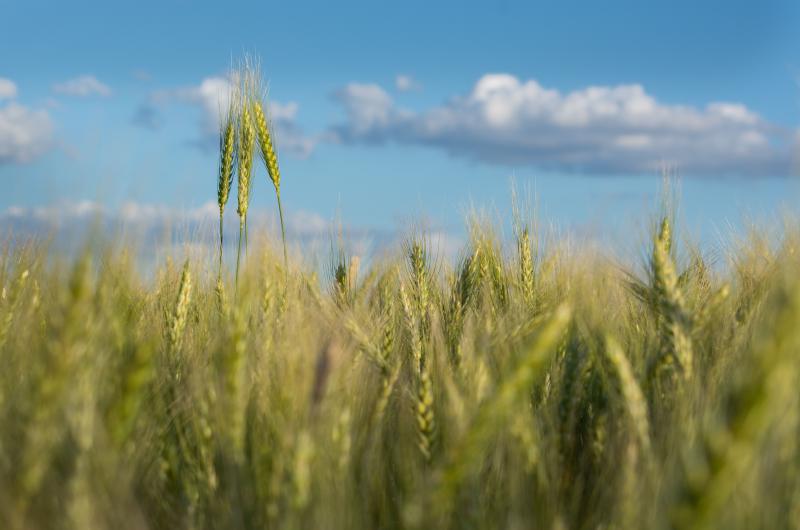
[235,68,256,289]
[517,226,535,308]
[648,217,694,386]
[252,89,288,269]
[216,96,236,277]
[168,260,192,355]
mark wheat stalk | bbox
[168,260,192,354]
[649,217,694,386]
[235,70,255,288]
[517,226,536,309]
[406,238,431,341]
[252,95,288,268]
[399,273,436,462]
[416,364,436,462]
[217,97,236,276]
[602,335,651,454]
[222,305,247,459]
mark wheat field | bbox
[1,63,800,530]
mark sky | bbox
[1,0,800,255]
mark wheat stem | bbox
[276,190,288,270]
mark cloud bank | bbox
[331,74,798,176]
[0,200,352,242]
[0,200,414,261]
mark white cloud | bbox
[395,74,421,92]
[0,102,54,164]
[0,78,17,101]
[117,200,218,224]
[0,78,54,164]
[268,101,317,158]
[0,200,220,236]
[53,75,112,97]
[332,83,397,138]
[287,209,330,236]
[22,200,105,223]
[161,76,234,132]
[138,75,317,157]
[117,202,332,237]
[330,74,797,176]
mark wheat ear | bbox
[252,97,288,268]
[235,72,255,289]
[217,99,236,276]
[518,226,535,308]
[649,217,693,384]
[168,260,192,354]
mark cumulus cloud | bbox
[0,78,17,101]
[330,74,797,176]
[0,80,54,165]
[395,74,421,92]
[332,83,399,140]
[135,75,317,157]
[53,75,112,97]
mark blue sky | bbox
[1,0,799,251]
